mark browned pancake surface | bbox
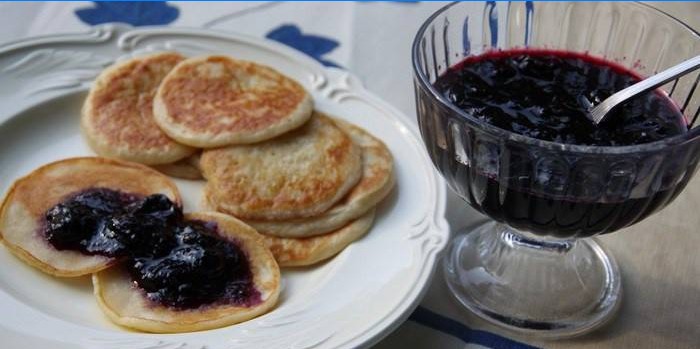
[200,112,362,220]
[261,209,375,267]
[82,52,194,164]
[247,119,394,237]
[154,55,313,147]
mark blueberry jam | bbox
[424,50,692,238]
[44,188,141,255]
[43,189,260,309]
[434,49,687,146]
[127,220,259,309]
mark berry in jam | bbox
[42,189,260,309]
[44,188,140,255]
[434,49,687,146]
[127,221,259,309]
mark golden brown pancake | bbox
[153,55,313,148]
[246,119,394,237]
[201,112,362,220]
[82,52,196,165]
[261,209,375,267]
[0,157,181,277]
[152,152,203,180]
[93,212,280,333]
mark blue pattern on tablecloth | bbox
[266,24,341,67]
[75,1,179,26]
[410,307,540,349]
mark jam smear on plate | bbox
[434,49,687,146]
[43,189,260,309]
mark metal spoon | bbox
[588,54,700,125]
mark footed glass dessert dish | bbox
[413,2,700,338]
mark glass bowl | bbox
[412,2,700,338]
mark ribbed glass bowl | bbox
[412,2,700,338]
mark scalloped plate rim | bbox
[0,24,450,349]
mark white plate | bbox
[0,25,449,349]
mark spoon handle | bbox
[589,54,700,125]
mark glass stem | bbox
[497,224,577,254]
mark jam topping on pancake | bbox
[43,189,261,309]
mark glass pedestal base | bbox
[444,221,622,338]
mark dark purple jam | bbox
[44,188,141,255]
[428,50,691,238]
[434,49,687,146]
[461,174,682,238]
[127,220,260,309]
[43,188,260,309]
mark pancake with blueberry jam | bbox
[0,157,181,277]
[93,211,280,333]
[0,157,280,331]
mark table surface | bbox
[0,2,699,349]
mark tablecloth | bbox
[0,2,699,349]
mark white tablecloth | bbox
[1,2,699,349]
